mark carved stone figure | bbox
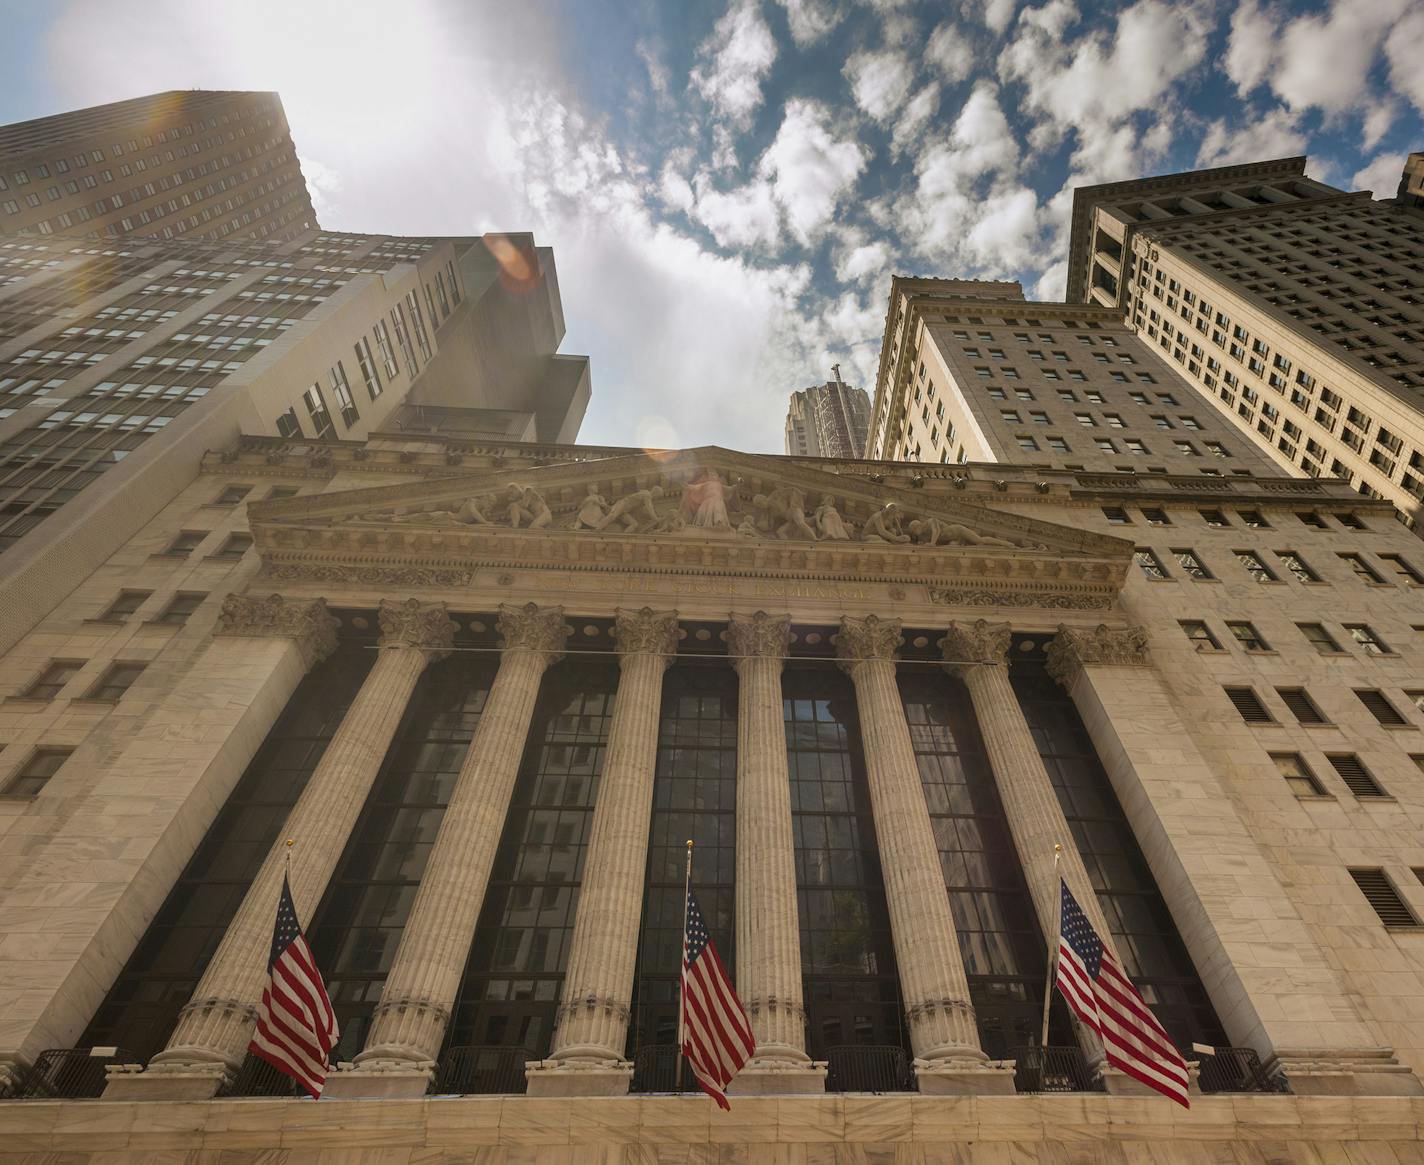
[908,517,1016,548]
[758,486,818,541]
[861,503,910,543]
[570,485,607,530]
[506,484,552,529]
[456,495,494,525]
[813,495,852,541]
[597,485,665,532]
[680,470,734,528]
[735,516,760,538]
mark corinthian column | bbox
[528,607,679,1097]
[726,611,822,1092]
[115,598,453,1100]
[836,616,1012,1094]
[330,603,568,1099]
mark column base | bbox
[102,1060,230,1101]
[322,1060,435,1099]
[915,1058,1017,1095]
[1265,1048,1424,1096]
[524,1058,633,1097]
[726,1059,827,1095]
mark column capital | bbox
[216,593,338,669]
[497,602,570,662]
[727,611,790,672]
[938,619,1011,672]
[612,607,679,666]
[835,614,902,676]
[1045,623,1151,686]
[377,598,457,660]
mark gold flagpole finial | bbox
[286,838,295,848]
[686,839,695,849]
[1054,843,1062,854]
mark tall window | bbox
[900,670,1061,1057]
[354,336,383,400]
[303,383,333,438]
[307,652,496,1060]
[328,361,359,427]
[629,662,737,1053]
[785,665,905,1057]
[445,656,617,1058]
[82,633,376,1061]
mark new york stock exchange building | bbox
[7,423,1424,1161]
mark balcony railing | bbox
[629,1045,700,1094]
[9,1048,135,1099]
[227,1054,307,1098]
[430,1046,528,1096]
[1010,1045,1098,1094]
[824,1045,916,1093]
[1195,1046,1289,1094]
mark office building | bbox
[0,90,316,243]
[1063,156,1424,529]
[783,368,871,457]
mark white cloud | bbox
[635,38,670,98]
[1224,0,1277,96]
[924,22,974,84]
[1386,9,1424,115]
[1197,107,1307,168]
[1351,151,1407,198]
[844,48,915,121]
[775,0,845,45]
[891,84,940,157]
[1271,0,1407,117]
[836,240,891,284]
[983,0,1018,35]
[760,99,868,244]
[690,0,778,129]
[963,185,1039,269]
[659,161,696,213]
[1033,260,1069,302]
[692,177,782,249]
[1362,103,1396,151]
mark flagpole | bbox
[1039,843,1062,1049]
[677,838,693,1093]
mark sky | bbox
[0,0,1419,453]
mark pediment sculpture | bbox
[354,469,1044,550]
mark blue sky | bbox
[0,0,1418,452]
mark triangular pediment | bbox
[249,447,1132,603]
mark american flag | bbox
[1054,878,1190,1108]
[681,886,755,1109]
[247,874,339,1098]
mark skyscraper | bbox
[783,366,870,457]
[0,90,317,243]
[1063,156,1424,529]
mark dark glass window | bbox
[445,656,617,1058]
[100,589,151,621]
[4,747,71,796]
[306,652,496,1059]
[900,670,1067,1058]
[1010,650,1225,1049]
[628,663,738,1054]
[155,591,206,624]
[86,661,145,701]
[82,634,376,1061]
[785,665,905,1058]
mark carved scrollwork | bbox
[497,602,570,661]
[1045,623,1151,686]
[835,614,903,675]
[928,586,1114,610]
[612,607,680,662]
[938,620,1011,669]
[215,593,338,669]
[726,610,791,666]
[263,562,475,588]
[377,598,457,658]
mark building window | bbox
[1133,549,1169,579]
[1355,690,1409,726]
[1141,508,1170,525]
[1226,621,1269,651]
[1224,687,1271,723]
[1378,554,1423,584]
[1408,691,1424,716]
[354,336,383,400]
[155,591,207,624]
[1277,687,1326,724]
[1199,510,1228,527]
[1236,510,1269,528]
[1101,507,1130,525]
[1275,551,1320,582]
[1296,511,1327,529]
[1343,624,1390,655]
[100,590,151,622]
[163,530,207,557]
[213,533,253,560]
[23,660,84,700]
[1171,549,1212,579]
[373,319,400,378]
[1337,513,1366,531]
[1272,753,1325,797]
[1016,436,1038,451]
[1179,620,1220,649]
[1348,869,1417,927]
[1330,756,1387,798]
[275,407,303,439]
[87,662,146,702]
[1296,622,1343,653]
[303,384,334,438]
[1338,553,1385,584]
[4,748,73,797]
[329,362,359,428]
[1235,551,1277,582]
[213,485,252,506]
[268,486,299,500]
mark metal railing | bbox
[1195,1046,1289,1094]
[10,1048,135,1099]
[629,1045,700,1094]
[430,1046,528,1096]
[1010,1045,1098,1094]
[227,1054,308,1098]
[824,1045,917,1093]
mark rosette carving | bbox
[726,611,791,665]
[377,598,457,659]
[1045,623,1150,686]
[938,620,1012,671]
[835,614,903,675]
[215,593,338,669]
[496,602,570,661]
[612,607,679,664]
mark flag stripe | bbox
[681,885,755,1109]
